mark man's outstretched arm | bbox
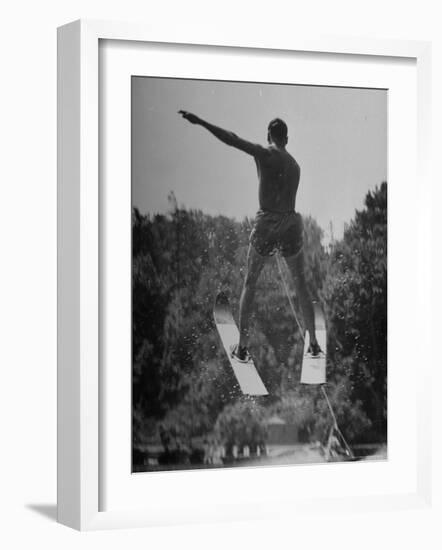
[178,110,265,157]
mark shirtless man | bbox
[178,111,321,360]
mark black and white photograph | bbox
[3,0,439,543]
[131,76,387,472]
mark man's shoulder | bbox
[251,144,273,160]
[287,151,300,170]
[258,144,273,154]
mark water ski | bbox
[213,292,268,396]
[301,303,327,385]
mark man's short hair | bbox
[268,118,288,141]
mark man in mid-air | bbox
[179,110,321,361]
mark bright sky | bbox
[132,77,387,240]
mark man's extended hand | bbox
[178,110,201,125]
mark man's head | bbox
[267,118,288,146]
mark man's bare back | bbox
[255,146,300,213]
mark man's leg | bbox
[238,244,266,353]
[284,251,320,352]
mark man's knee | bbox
[286,254,306,284]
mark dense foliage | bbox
[132,183,387,462]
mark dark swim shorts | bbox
[250,210,303,257]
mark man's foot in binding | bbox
[230,343,251,363]
[307,340,323,358]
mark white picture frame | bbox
[57,19,432,531]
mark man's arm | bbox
[178,110,266,157]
